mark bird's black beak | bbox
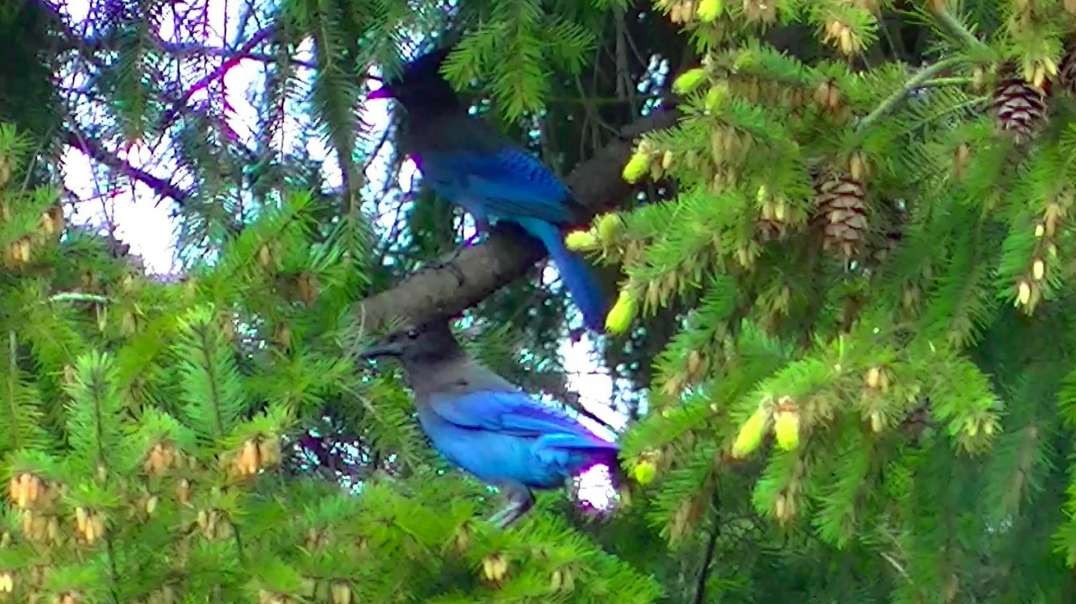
[358,340,402,359]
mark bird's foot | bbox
[487,500,530,529]
[460,227,485,248]
[472,217,491,241]
[487,488,534,529]
[568,326,586,343]
[429,252,466,286]
[427,220,491,285]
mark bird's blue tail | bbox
[516,218,609,331]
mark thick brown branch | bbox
[355,109,679,332]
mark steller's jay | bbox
[360,321,620,527]
[368,50,609,331]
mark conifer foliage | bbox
[0,118,658,601]
[1,0,666,600]
[566,0,1076,600]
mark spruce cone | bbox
[1059,47,1076,95]
[813,174,868,258]
[992,77,1047,143]
[756,196,790,242]
[756,219,786,242]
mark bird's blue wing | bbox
[427,390,616,451]
[418,148,576,224]
[419,390,619,488]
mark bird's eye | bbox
[405,328,420,339]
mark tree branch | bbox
[151,38,317,69]
[65,131,191,204]
[354,109,680,333]
[157,25,278,131]
[929,5,995,59]
[693,492,721,604]
[854,56,963,137]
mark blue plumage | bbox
[513,218,609,337]
[360,322,620,527]
[370,50,609,330]
[420,390,617,489]
[417,147,575,224]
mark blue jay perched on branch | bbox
[360,321,620,527]
[368,49,609,331]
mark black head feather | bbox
[358,319,464,366]
[375,48,463,116]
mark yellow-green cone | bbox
[631,459,657,485]
[773,408,800,451]
[605,288,638,334]
[704,83,730,111]
[672,68,708,95]
[732,406,770,458]
[565,230,598,251]
[622,151,651,183]
[595,213,624,243]
[697,0,724,22]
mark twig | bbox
[157,25,278,131]
[693,492,721,604]
[153,38,317,69]
[879,15,906,63]
[64,131,191,204]
[548,95,636,105]
[854,57,964,136]
[880,551,912,583]
[47,292,112,305]
[930,6,995,59]
[8,332,20,451]
[918,76,974,88]
[614,10,638,116]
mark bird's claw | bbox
[427,222,489,285]
[487,507,516,529]
[430,256,466,286]
[487,504,524,529]
[486,490,534,529]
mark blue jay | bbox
[360,321,619,527]
[368,50,609,331]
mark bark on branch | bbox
[354,109,680,333]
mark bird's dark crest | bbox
[399,48,452,85]
[380,48,461,114]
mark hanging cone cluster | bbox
[812,174,868,258]
[657,0,698,24]
[992,77,1047,143]
[756,218,785,242]
[756,195,792,242]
